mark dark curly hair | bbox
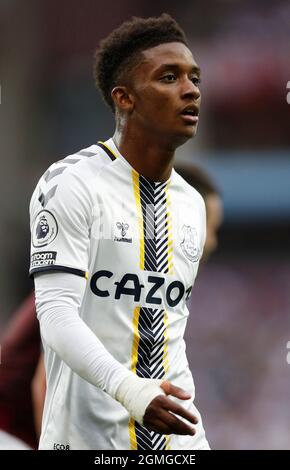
[94,13,188,112]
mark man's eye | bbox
[191,77,201,86]
[161,74,176,82]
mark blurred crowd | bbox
[186,257,290,449]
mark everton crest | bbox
[180,225,201,263]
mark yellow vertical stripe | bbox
[131,171,145,449]
[163,309,171,448]
[132,170,145,270]
[162,310,170,375]
[129,417,138,450]
[165,182,174,274]
[129,306,141,449]
[131,307,141,374]
[164,183,172,450]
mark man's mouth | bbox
[180,106,199,124]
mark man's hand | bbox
[143,381,198,435]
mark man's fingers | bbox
[144,408,196,436]
[145,417,172,435]
[162,397,198,425]
[159,409,196,436]
[143,382,198,436]
[143,394,199,436]
[160,380,192,400]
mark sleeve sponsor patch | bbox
[31,251,57,268]
[32,210,58,247]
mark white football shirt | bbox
[30,138,209,450]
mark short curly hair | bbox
[94,13,188,112]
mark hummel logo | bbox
[116,222,129,237]
[114,222,132,243]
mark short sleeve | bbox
[29,169,93,279]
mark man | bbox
[29,14,209,450]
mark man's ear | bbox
[111,86,134,113]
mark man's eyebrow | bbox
[156,63,201,75]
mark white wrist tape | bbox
[115,375,166,425]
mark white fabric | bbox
[30,138,209,450]
[34,272,133,398]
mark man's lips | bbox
[180,114,199,124]
[180,105,199,124]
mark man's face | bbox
[130,42,201,146]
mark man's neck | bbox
[112,127,177,183]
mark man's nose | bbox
[181,78,200,100]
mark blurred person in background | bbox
[0,294,39,449]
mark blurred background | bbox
[0,0,289,449]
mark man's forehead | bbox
[140,42,198,71]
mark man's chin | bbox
[163,126,197,148]
[188,123,198,136]
[176,126,197,143]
